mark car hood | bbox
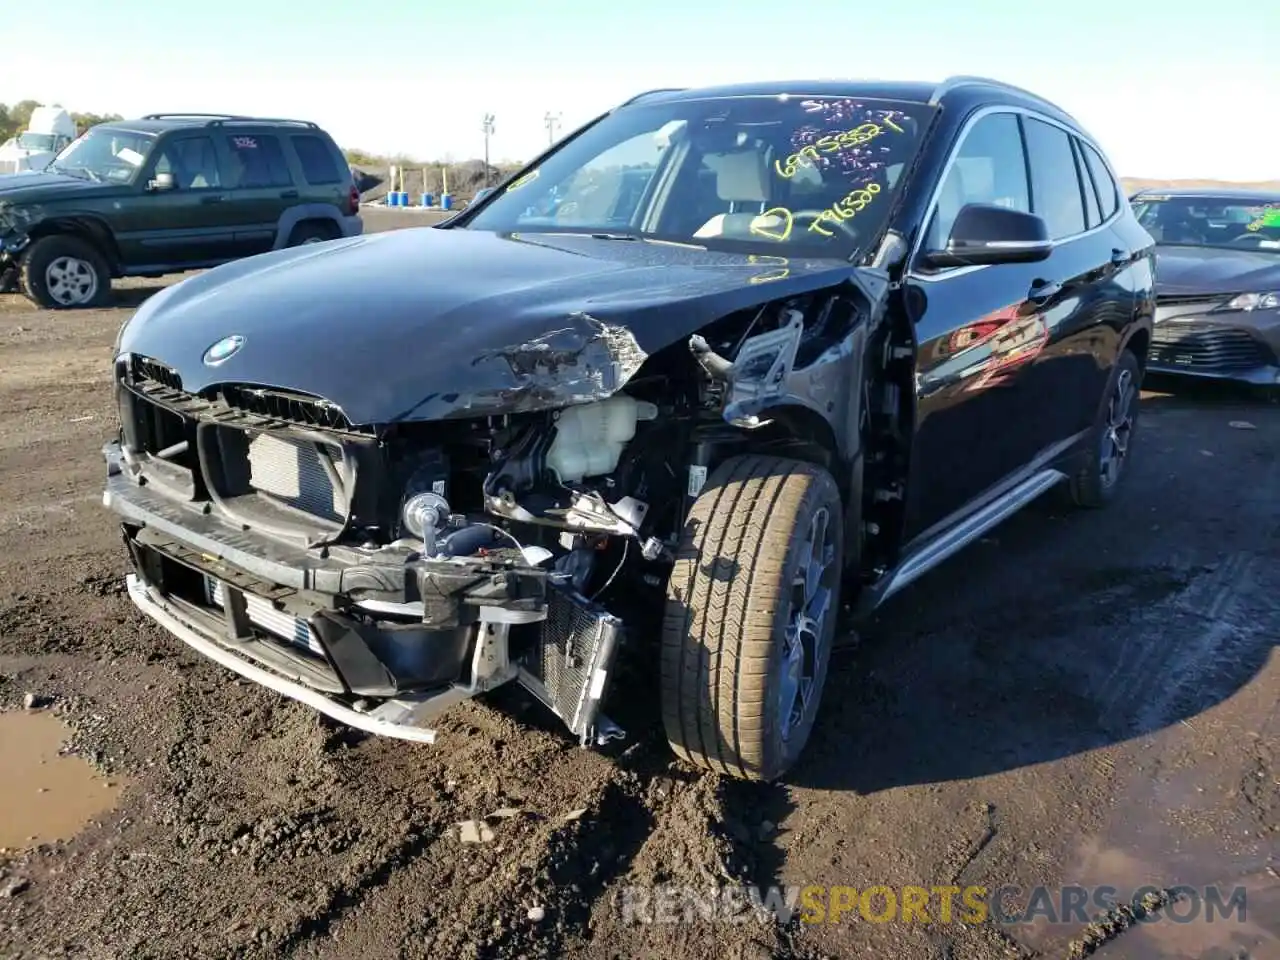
[0,172,124,233]
[1154,245,1280,297]
[0,170,123,199]
[118,226,859,425]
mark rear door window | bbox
[224,134,293,188]
[1023,118,1087,239]
[291,135,343,185]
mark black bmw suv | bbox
[104,76,1154,781]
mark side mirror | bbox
[471,187,495,205]
[924,203,1052,268]
[147,172,175,192]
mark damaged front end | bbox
[104,261,896,749]
[103,337,661,747]
[0,203,34,293]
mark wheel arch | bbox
[26,216,121,274]
[273,205,343,249]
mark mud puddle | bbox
[0,709,127,849]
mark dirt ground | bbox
[0,210,1276,960]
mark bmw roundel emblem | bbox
[203,335,245,367]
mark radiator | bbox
[247,433,346,522]
[203,576,325,656]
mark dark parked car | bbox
[0,114,362,308]
[1130,188,1280,389]
[104,77,1154,781]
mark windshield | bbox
[49,127,156,184]
[1131,195,1280,253]
[464,95,935,258]
[16,132,56,152]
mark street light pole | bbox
[481,113,496,187]
[544,111,562,146]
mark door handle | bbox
[1028,279,1063,305]
[1110,248,1129,267]
[280,189,299,199]
[200,194,227,204]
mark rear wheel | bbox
[1066,348,1141,507]
[661,455,843,782]
[286,221,337,246]
[20,235,111,309]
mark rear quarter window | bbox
[291,135,344,185]
[1080,141,1119,221]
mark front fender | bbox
[719,269,890,464]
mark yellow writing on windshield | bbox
[1245,205,1280,232]
[776,115,903,180]
[807,183,881,237]
[747,254,790,284]
[749,207,795,242]
[506,170,540,192]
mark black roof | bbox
[629,80,941,106]
[1130,186,1280,202]
[98,114,321,136]
[622,76,1077,124]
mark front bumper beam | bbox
[106,441,627,746]
[127,573,462,742]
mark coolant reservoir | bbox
[545,396,659,483]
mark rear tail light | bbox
[347,184,360,216]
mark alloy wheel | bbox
[44,256,99,306]
[1099,368,1136,489]
[778,506,836,743]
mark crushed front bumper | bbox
[103,440,626,745]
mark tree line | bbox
[0,100,122,143]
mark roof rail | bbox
[207,117,319,129]
[929,75,1077,121]
[139,113,318,129]
[141,113,249,121]
[617,87,687,108]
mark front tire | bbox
[1067,348,1141,507]
[661,455,843,782]
[20,235,111,309]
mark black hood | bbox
[118,227,857,425]
[1154,245,1280,297]
[0,170,119,202]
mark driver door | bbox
[115,135,238,269]
[901,111,1046,539]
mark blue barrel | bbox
[421,192,434,207]
[441,193,453,211]
[386,192,399,207]
[398,191,410,206]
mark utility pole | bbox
[544,111,562,146]
[481,113,496,187]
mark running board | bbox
[871,468,1067,608]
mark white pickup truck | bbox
[0,107,77,175]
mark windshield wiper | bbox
[50,165,95,181]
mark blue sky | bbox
[5,0,1275,179]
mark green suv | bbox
[0,114,363,308]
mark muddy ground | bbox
[0,210,1276,960]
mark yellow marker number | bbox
[775,114,902,180]
[807,183,882,237]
